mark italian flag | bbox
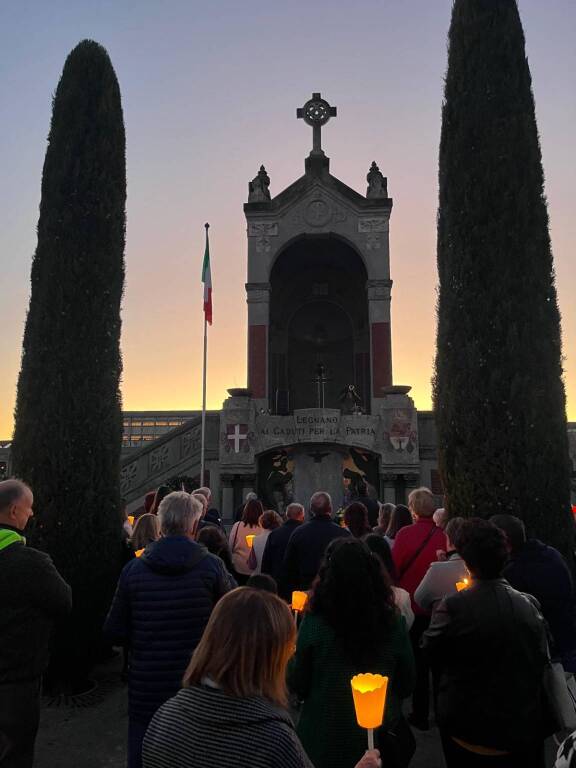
[202,224,212,325]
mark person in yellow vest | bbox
[0,479,72,768]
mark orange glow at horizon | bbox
[0,2,574,439]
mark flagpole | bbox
[200,315,207,486]
[200,223,210,487]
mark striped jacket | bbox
[143,684,313,768]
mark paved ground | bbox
[34,656,557,768]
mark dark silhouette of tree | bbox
[12,39,126,689]
[434,0,573,557]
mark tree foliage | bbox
[12,39,126,686]
[434,0,573,555]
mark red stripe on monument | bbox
[371,321,392,395]
[248,324,267,399]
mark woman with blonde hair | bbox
[143,588,381,768]
[130,513,160,555]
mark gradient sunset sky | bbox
[1,0,574,438]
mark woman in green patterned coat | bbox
[288,539,416,768]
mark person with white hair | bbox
[104,491,231,768]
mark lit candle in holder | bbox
[351,673,388,750]
[292,591,308,613]
[127,515,134,526]
[455,577,470,591]
[246,535,255,548]
[135,548,145,558]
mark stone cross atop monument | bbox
[297,92,337,156]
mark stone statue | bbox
[248,165,271,202]
[338,384,363,414]
[366,161,387,199]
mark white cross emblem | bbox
[226,424,248,453]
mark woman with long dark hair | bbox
[344,502,371,539]
[288,539,416,768]
[364,534,414,630]
[384,504,413,549]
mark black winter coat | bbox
[261,519,302,583]
[0,529,72,684]
[423,578,548,751]
[104,536,230,724]
[503,539,576,666]
[281,517,350,595]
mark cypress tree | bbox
[434,0,573,556]
[12,40,126,688]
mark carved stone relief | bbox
[292,196,347,228]
[248,222,279,254]
[120,462,138,495]
[150,444,170,474]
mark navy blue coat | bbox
[503,539,576,667]
[104,536,230,724]
[261,519,302,583]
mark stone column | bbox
[367,279,393,409]
[380,472,397,504]
[246,282,270,407]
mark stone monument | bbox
[219,92,421,515]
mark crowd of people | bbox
[2,475,576,768]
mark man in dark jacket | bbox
[280,492,350,596]
[261,503,304,583]
[0,479,72,768]
[491,513,576,671]
[104,491,231,768]
[423,519,549,768]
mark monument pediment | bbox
[245,172,392,217]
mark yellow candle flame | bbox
[456,577,470,591]
[135,548,145,558]
[291,591,308,612]
[246,534,255,548]
[127,515,134,526]
[351,673,388,729]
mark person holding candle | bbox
[252,510,283,573]
[142,588,381,768]
[423,518,549,767]
[130,513,160,554]
[228,499,265,584]
[288,538,416,768]
[413,516,468,613]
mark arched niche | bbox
[269,235,370,413]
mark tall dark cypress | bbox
[12,40,126,687]
[434,1,572,556]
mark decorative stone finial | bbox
[248,165,271,202]
[366,161,388,199]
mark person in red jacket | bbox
[392,487,446,731]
